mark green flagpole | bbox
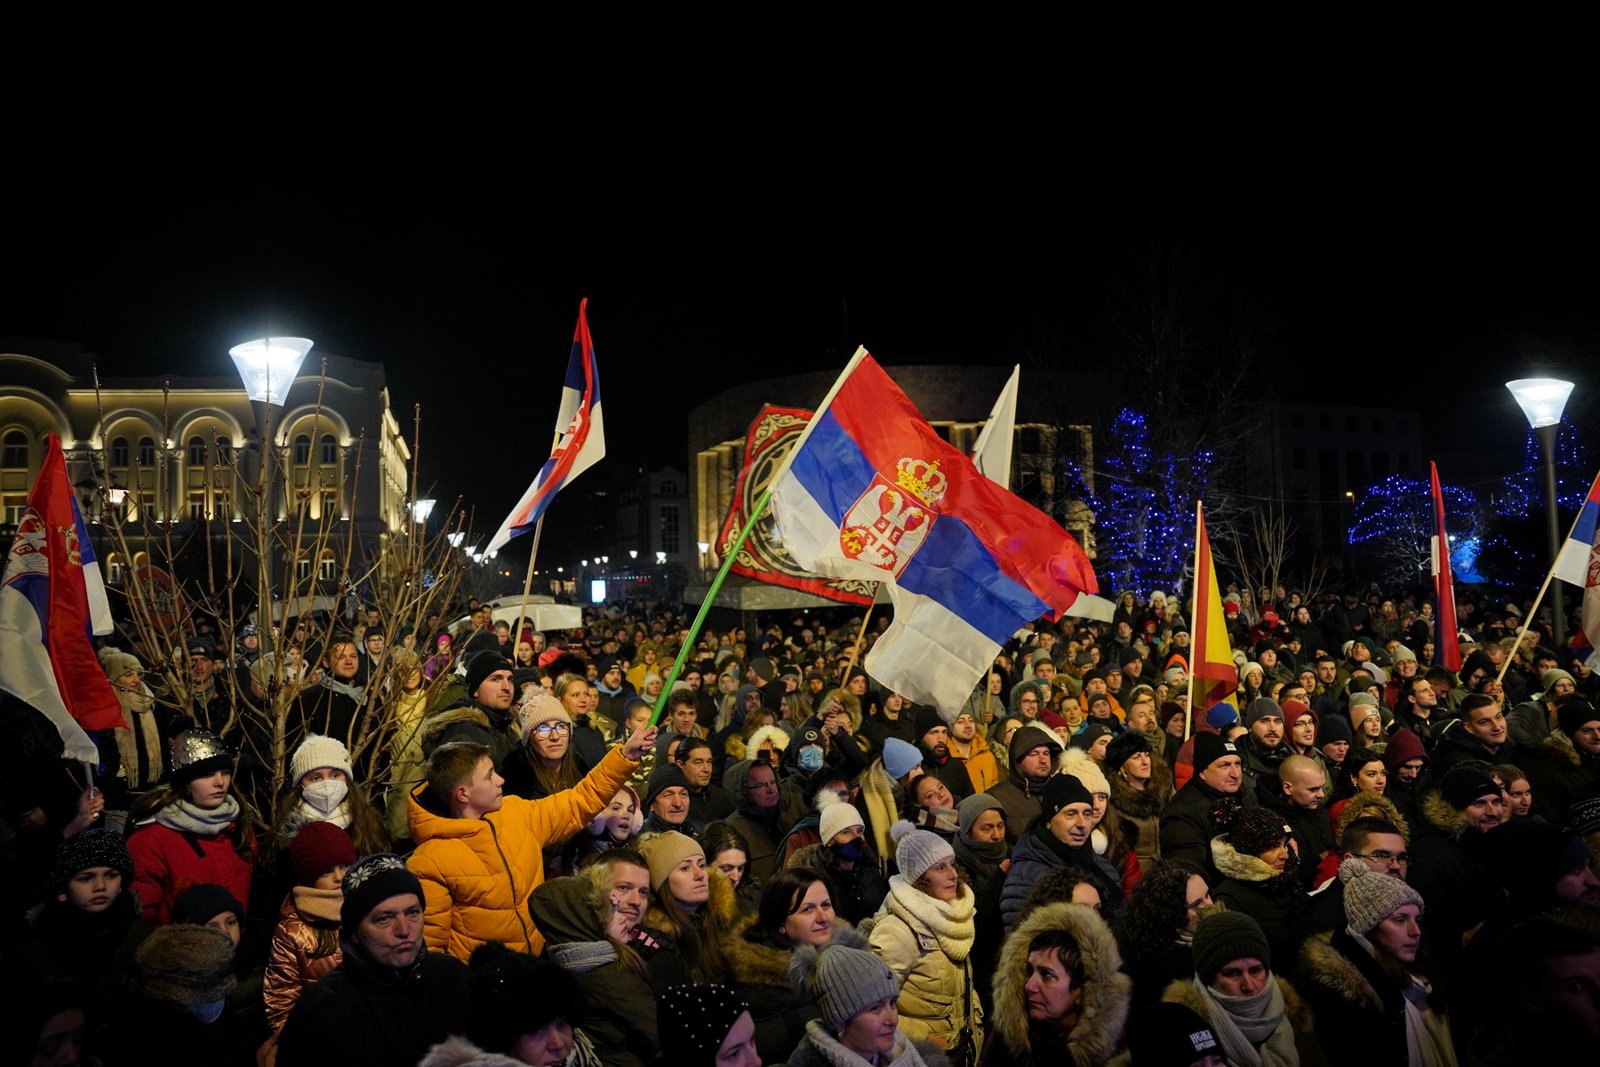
[648,486,773,726]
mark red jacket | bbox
[126,820,255,924]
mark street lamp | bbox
[655,551,667,565]
[1507,377,1576,643]
[447,532,465,547]
[629,549,638,560]
[412,498,436,523]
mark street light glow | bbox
[228,337,314,406]
[447,532,465,547]
[412,499,436,523]
[1506,378,1576,429]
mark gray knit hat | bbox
[891,819,954,883]
[1339,855,1424,935]
[790,942,901,1029]
[1192,910,1271,983]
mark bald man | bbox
[1263,753,1335,889]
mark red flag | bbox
[1190,502,1239,711]
[0,434,123,758]
[1430,462,1462,672]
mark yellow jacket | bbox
[954,733,1001,794]
[407,745,636,960]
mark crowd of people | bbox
[8,584,1600,1067]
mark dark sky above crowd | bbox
[6,23,1600,563]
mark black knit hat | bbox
[1439,765,1501,810]
[1038,774,1095,822]
[467,942,585,1051]
[341,853,424,935]
[645,762,693,811]
[1558,699,1600,739]
[1069,721,1115,752]
[172,883,245,926]
[466,649,514,698]
[51,827,134,890]
[913,704,946,740]
[1192,910,1271,983]
[1103,730,1151,773]
[1227,808,1292,857]
[658,984,752,1067]
[1192,733,1238,774]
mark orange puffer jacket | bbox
[264,887,343,1031]
[407,745,636,960]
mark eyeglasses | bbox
[533,722,571,738]
[1352,850,1409,864]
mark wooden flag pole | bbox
[511,516,546,645]
[1185,500,1201,742]
[840,593,880,682]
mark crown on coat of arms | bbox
[895,457,947,507]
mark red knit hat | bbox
[289,821,358,885]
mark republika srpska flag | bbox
[487,299,606,554]
[771,349,1097,711]
[0,434,123,762]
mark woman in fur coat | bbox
[1101,730,1174,877]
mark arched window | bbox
[294,434,311,464]
[2,431,27,469]
[111,437,129,467]
[137,437,156,465]
[187,436,206,465]
[216,437,232,462]
[320,434,337,464]
[318,548,337,581]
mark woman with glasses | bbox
[500,693,590,802]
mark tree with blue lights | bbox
[1496,423,1589,518]
[1348,475,1501,588]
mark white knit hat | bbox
[818,792,865,844]
[891,819,954,882]
[289,734,353,784]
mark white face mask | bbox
[301,778,349,815]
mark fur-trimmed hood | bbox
[1330,790,1409,842]
[1419,789,1479,839]
[1108,751,1174,819]
[420,704,493,748]
[1210,836,1286,885]
[991,902,1130,1066]
[746,724,791,756]
[644,865,740,934]
[1160,971,1315,1033]
[1296,930,1383,1012]
[723,912,868,987]
[419,1036,523,1067]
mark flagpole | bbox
[840,594,879,682]
[1185,500,1201,742]
[511,516,546,646]
[1494,493,1592,687]
[647,346,871,727]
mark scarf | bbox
[913,805,959,835]
[884,875,974,960]
[321,675,366,704]
[1194,975,1297,1067]
[112,680,164,791]
[154,795,241,836]
[1347,929,1457,1067]
[952,832,1007,876]
[546,939,618,975]
[292,884,344,923]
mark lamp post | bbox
[412,498,437,524]
[1506,378,1576,644]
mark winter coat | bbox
[125,816,255,925]
[419,1032,602,1067]
[527,875,662,1067]
[1000,828,1121,934]
[1297,928,1440,1067]
[724,759,786,885]
[954,734,1002,795]
[987,769,1048,849]
[790,842,889,925]
[1208,836,1311,970]
[980,902,1130,1067]
[385,686,431,841]
[870,877,983,1052]
[263,887,343,1031]
[16,893,151,1031]
[641,867,740,985]
[420,699,520,765]
[1406,790,1507,971]
[858,756,907,871]
[1158,776,1256,883]
[274,942,472,1067]
[1160,972,1327,1067]
[1106,753,1174,875]
[789,1019,936,1067]
[406,745,637,960]
[722,915,865,1064]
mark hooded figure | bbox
[989,726,1064,847]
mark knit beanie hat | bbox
[1126,1001,1222,1066]
[518,693,572,740]
[1239,662,1264,684]
[1192,910,1271,983]
[1440,765,1502,810]
[1038,774,1095,822]
[1391,645,1417,664]
[171,883,245,926]
[1542,668,1576,691]
[1339,855,1424,934]
[1569,796,1600,836]
[289,734,354,784]
[881,737,923,780]
[170,729,233,785]
[749,657,778,683]
[913,704,947,740]
[1318,714,1353,746]
[794,942,902,1030]
[1382,728,1428,774]
[51,827,134,890]
[1347,691,1379,712]
[1243,697,1282,727]
[102,649,143,681]
[134,924,238,1006]
[1227,809,1292,857]
[1064,753,1110,796]
[466,649,514,698]
[956,792,1004,838]
[1558,699,1600,739]
[1069,721,1115,753]
[341,853,424,935]
[658,984,752,1067]
[639,831,705,893]
[818,793,865,844]
[467,942,585,1050]
[890,819,955,883]
[1205,702,1238,730]
[1192,733,1239,774]
[289,821,358,886]
[645,763,693,812]
[1085,691,1113,716]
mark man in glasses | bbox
[1304,816,1412,934]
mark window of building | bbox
[320,489,339,520]
[1371,451,1390,477]
[294,435,311,464]
[296,554,312,581]
[659,505,680,554]
[2,431,27,469]
[137,437,156,465]
[111,437,129,467]
[320,435,337,464]
[216,437,232,463]
[106,553,125,585]
[318,549,337,581]
[188,492,209,521]
[1019,427,1044,454]
[187,437,206,466]
[1345,450,1365,482]
[2,493,26,525]
[659,479,678,495]
[1017,471,1043,503]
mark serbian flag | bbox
[770,348,1097,711]
[0,434,123,763]
[1553,469,1600,666]
[1188,501,1236,732]
[487,299,606,553]
[1429,461,1462,672]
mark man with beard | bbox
[914,706,974,803]
[1160,733,1256,883]
[948,708,999,793]
[988,724,1062,846]
[1238,697,1293,800]
[419,650,520,764]
[1522,698,1600,822]
[276,854,470,1065]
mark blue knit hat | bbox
[882,737,922,779]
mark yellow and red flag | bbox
[1187,501,1237,737]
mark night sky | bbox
[7,25,1599,569]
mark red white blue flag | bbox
[488,299,606,553]
[771,348,1098,710]
[0,434,123,762]
[1553,469,1600,665]
[1428,461,1462,673]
